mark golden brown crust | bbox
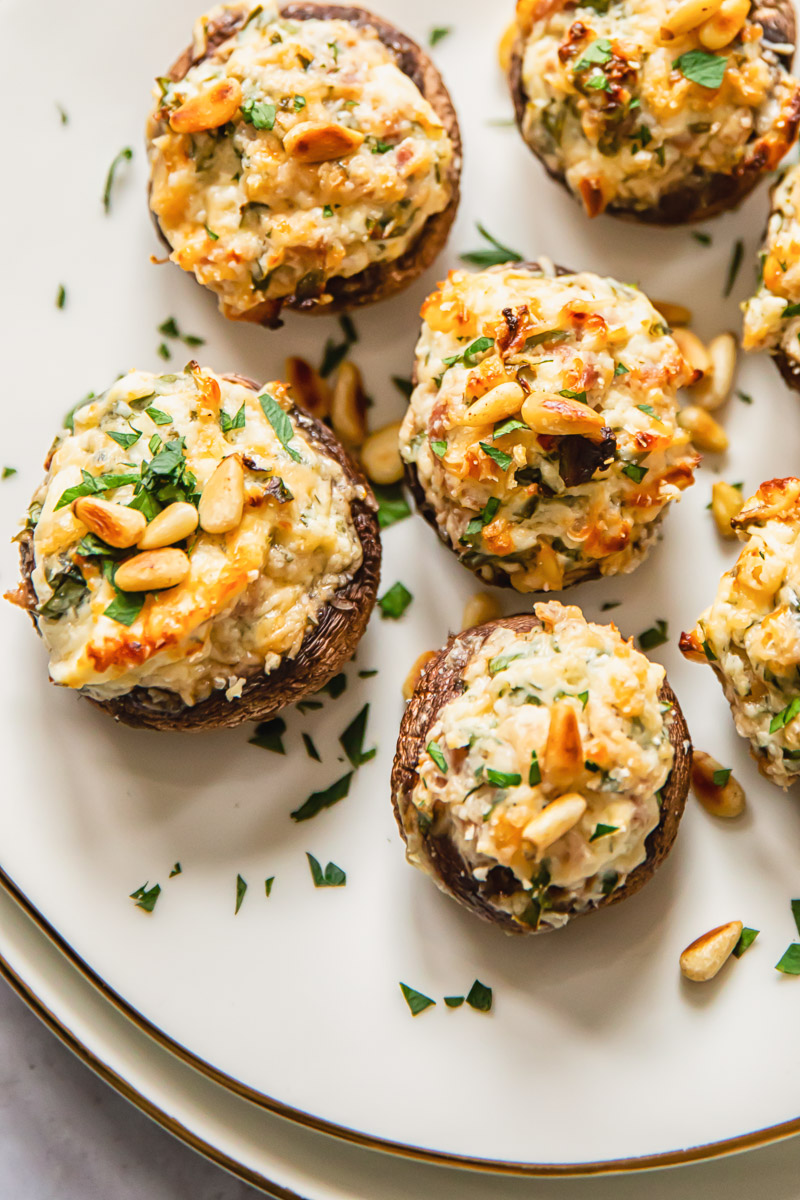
[507,0,800,225]
[390,614,691,933]
[17,396,382,732]
[154,1,462,326]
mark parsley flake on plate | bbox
[249,716,286,754]
[291,772,353,821]
[638,619,668,650]
[673,49,728,90]
[400,983,436,1015]
[130,882,161,913]
[732,927,759,958]
[235,873,247,914]
[460,223,522,268]
[378,581,413,619]
[340,704,375,767]
[466,979,493,1012]
[103,146,133,213]
[306,853,346,887]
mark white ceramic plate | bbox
[8,878,800,1198]
[4,0,800,1172]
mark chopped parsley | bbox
[466,979,493,1012]
[107,428,141,450]
[775,944,800,975]
[486,768,521,788]
[493,417,528,439]
[724,238,744,297]
[460,224,521,268]
[600,600,620,611]
[265,876,275,897]
[291,772,353,821]
[57,103,68,125]
[736,390,752,404]
[340,704,375,767]
[429,26,451,46]
[575,37,612,70]
[157,342,171,360]
[427,741,448,773]
[399,982,435,1015]
[431,439,448,458]
[770,697,800,734]
[130,882,160,913]
[392,375,414,399]
[621,461,648,483]
[444,336,495,371]
[673,49,728,90]
[240,98,276,129]
[220,403,246,433]
[102,146,133,213]
[169,863,182,878]
[444,995,465,1008]
[462,496,500,540]
[732,927,759,958]
[235,873,248,914]
[249,716,286,754]
[792,898,800,936]
[204,224,219,241]
[293,94,306,110]
[589,823,618,841]
[529,750,541,786]
[783,301,800,318]
[614,363,630,378]
[306,853,346,887]
[145,405,172,426]
[638,619,668,650]
[259,393,302,462]
[378,581,413,619]
[302,733,321,762]
[157,316,205,347]
[320,673,347,698]
[319,315,357,377]
[323,204,333,217]
[2,466,17,479]
[488,649,524,675]
[56,284,66,309]
[712,768,731,786]
[373,482,410,529]
[479,442,513,470]
[103,589,145,627]
[636,404,662,422]
[692,231,712,246]
[370,138,392,154]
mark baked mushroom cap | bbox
[508,0,800,224]
[743,164,800,391]
[147,1,462,327]
[680,476,800,787]
[392,605,691,933]
[400,262,698,592]
[8,365,381,731]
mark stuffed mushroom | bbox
[681,476,800,787]
[743,163,800,389]
[392,603,691,932]
[6,364,381,730]
[399,262,698,592]
[146,0,461,326]
[507,0,800,223]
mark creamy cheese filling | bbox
[24,366,363,706]
[685,479,800,788]
[517,0,799,215]
[399,263,697,591]
[147,0,454,316]
[404,602,674,929]
[743,164,800,363]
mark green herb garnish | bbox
[399,983,435,1015]
[529,750,541,786]
[724,238,744,297]
[638,619,668,650]
[307,853,346,887]
[486,768,521,788]
[249,716,286,754]
[320,673,347,698]
[291,772,353,821]
[431,439,447,458]
[302,733,321,762]
[732,927,758,957]
[460,224,521,268]
[770,698,800,733]
[340,704,375,767]
[265,876,275,897]
[235,873,247,914]
[590,824,618,841]
[103,589,145,626]
[712,768,731,786]
[145,405,172,426]
[2,466,18,479]
[462,496,500,540]
[427,741,448,773]
[622,462,647,483]
[466,979,493,1012]
[240,98,276,129]
[673,49,728,90]
[692,231,712,246]
[373,482,411,529]
[56,284,66,309]
[130,882,160,913]
[479,442,513,470]
[220,403,246,433]
[444,995,464,1008]
[103,146,133,213]
[378,581,412,619]
[429,26,451,46]
[260,393,301,462]
[392,375,413,399]
[776,944,800,975]
[169,863,182,878]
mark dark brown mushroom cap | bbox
[390,614,692,933]
[507,0,800,225]
[402,260,664,589]
[15,381,382,732]
[152,2,462,327]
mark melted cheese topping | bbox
[399,264,697,591]
[743,163,800,361]
[146,0,455,317]
[402,602,674,929]
[25,367,363,706]
[516,0,799,216]
[683,477,800,788]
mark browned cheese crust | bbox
[17,381,382,732]
[507,0,800,225]
[390,614,692,932]
[155,2,462,326]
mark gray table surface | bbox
[4,970,800,1200]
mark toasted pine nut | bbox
[523,793,587,854]
[691,751,746,817]
[521,393,606,440]
[282,121,365,163]
[138,502,199,549]
[461,382,525,427]
[198,455,245,534]
[672,327,712,379]
[711,481,744,537]
[402,650,436,700]
[678,405,728,453]
[498,20,517,72]
[543,699,584,791]
[330,361,368,447]
[698,0,749,47]
[72,496,146,549]
[285,356,331,420]
[689,332,737,410]
[113,548,190,592]
[169,79,243,133]
[661,0,723,39]
[462,591,502,630]
[680,920,743,981]
[652,299,692,326]
[360,422,403,485]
